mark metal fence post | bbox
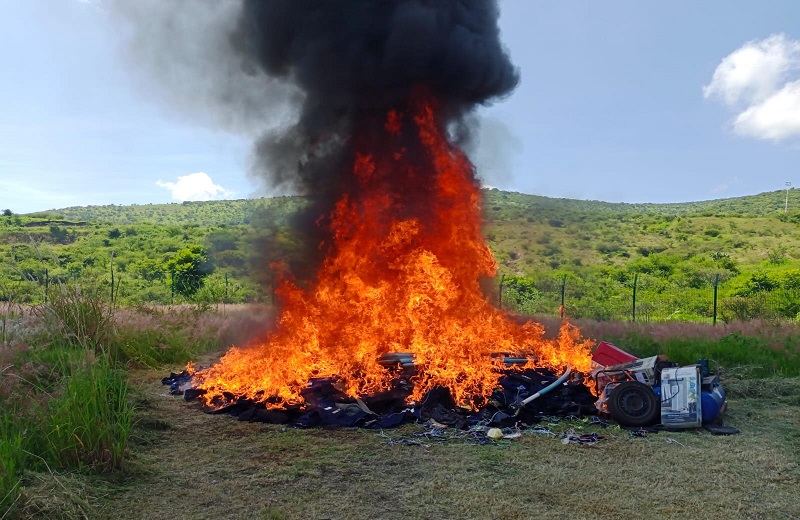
[713,273,719,325]
[632,273,639,322]
[560,274,566,318]
[498,274,506,310]
[110,251,115,304]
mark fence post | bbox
[110,251,115,304]
[632,273,639,322]
[224,273,229,316]
[560,274,566,318]
[498,274,506,310]
[713,273,719,326]
[44,268,49,304]
[170,270,174,305]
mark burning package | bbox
[163,355,597,430]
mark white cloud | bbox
[733,81,800,140]
[156,172,233,201]
[704,34,800,141]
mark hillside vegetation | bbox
[2,188,800,321]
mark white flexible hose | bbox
[513,365,573,416]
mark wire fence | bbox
[499,272,800,324]
[4,262,800,324]
[0,266,256,307]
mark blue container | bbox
[701,384,726,424]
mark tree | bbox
[167,246,213,299]
[739,272,777,295]
[502,275,541,315]
[1,209,11,216]
[135,258,166,282]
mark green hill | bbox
[482,189,800,272]
[484,188,797,218]
[43,188,798,224]
[42,196,309,227]
[3,188,800,322]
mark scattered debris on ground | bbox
[163,341,739,435]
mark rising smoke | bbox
[230,0,518,191]
[112,0,518,281]
[113,0,517,189]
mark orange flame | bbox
[193,93,594,409]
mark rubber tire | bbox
[608,381,660,427]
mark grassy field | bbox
[16,367,800,520]
[3,305,800,519]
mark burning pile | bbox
[189,94,594,411]
[167,0,595,420]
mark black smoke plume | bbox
[235,1,517,281]
[233,0,518,193]
[113,0,518,285]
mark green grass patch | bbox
[0,410,24,514]
[44,353,132,473]
[0,348,133,519]
[604,332,800,378]
[39,282,116,350]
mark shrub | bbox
[501,275,542,315]
[168,246,214,299]
[721,295,775,322]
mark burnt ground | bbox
[18,368,800,520]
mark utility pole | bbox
[786,181,792,212]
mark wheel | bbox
[608,381,660,426]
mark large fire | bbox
[192,93,594,409]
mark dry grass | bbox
[116,304,275,351]
[16,367,793,520]
[535,315,800,346]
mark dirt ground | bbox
[18,368,800,520]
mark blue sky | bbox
[2,0,800,214]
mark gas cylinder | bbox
[697,359,726,424]
[701,383,726,424]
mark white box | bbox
[602,355,659,386]
[660,366,702,428]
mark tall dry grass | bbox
[113,303,274,367]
